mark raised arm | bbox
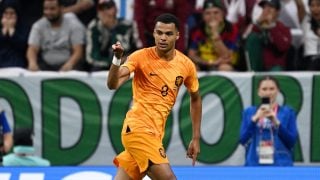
[295,0,306,23]
[107,42,131,90]
[186,90,202,166]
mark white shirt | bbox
[302,15,320,56]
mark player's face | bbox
[258,80,279,104]
[153,22,179,52]
[43,1,62,23]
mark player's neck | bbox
[155,47,175,61]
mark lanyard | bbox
[258,104,279,144]
[258,104,278,129]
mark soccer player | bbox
[107,13,202,180]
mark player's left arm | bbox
[187,90,202,166]
[190,90,202,141]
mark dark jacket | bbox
[0,1,28,68]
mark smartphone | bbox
[260,97,270,110]
[261,97,270,104]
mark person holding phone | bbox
[239,76,298,166]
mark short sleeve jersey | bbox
[122,47,199,138]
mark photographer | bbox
[239,76,298,166]
[0,109,13,164]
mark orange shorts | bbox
[113,132,169,180]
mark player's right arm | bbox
[107,42,131,90]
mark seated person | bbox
[0,1,29,68]
[188,0,240,71]
[244,0,292,71]
[27,0,85,71]
[86,0,137,71]
[3,127,50,166]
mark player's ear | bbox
[176,31,180,40]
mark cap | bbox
[203,0,226,12]
[258,0,281,10]
[97,0,116,10]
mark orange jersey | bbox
[122,47,199,139]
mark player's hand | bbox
[112,41,124,59]
[186,138,200,166]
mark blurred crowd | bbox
[0,0,319,72]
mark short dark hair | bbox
[154,13,180,30]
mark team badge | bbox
[175,76,183,87]
[159,148,167,158]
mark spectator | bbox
[0,1,28,68]
[3,127,50,166]
[0,0,43,31]
[61,0,97,26]
[301,0,320,70]
[259,0,305,70]
[244,0,292,71]
[0,108,13,164]
[27,0,85,72]
[133,0,192,52]
[240,76,298,166]
[86,0,137,71]
[188,0,240,71]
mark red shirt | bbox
[252,21,292,70]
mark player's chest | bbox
[139,61,185,91]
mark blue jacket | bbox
[239,105,298,166]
